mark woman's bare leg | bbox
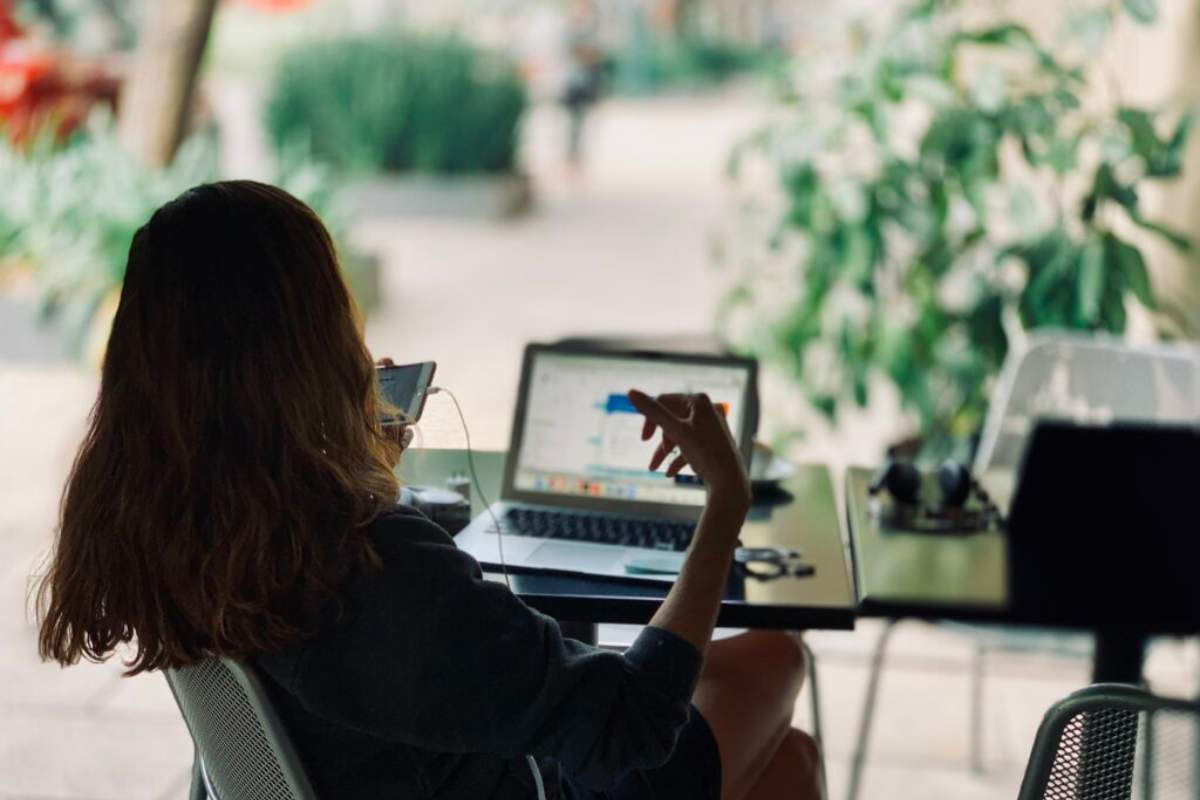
[742,728,824,800]
[692,630,815,800]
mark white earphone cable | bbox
[427,386,510,591]
[526,754,548,800]
[428,386,540,799]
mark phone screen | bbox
[377,362,436,423]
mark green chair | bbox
[1019,683,1200,800]
[165,657,319,800]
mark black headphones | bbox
[868,456,1000,534]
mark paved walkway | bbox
[3,91,1198,799]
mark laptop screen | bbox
[509,348,755,508]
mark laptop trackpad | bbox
[525,542,625,573]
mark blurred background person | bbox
[560,0,604,175]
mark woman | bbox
[36,181,821,800]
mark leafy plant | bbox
[12,0,137,50]
[265,33,527,176]
[0,117,374,358]
[613,17,778,95]
[0,120,218,353]
[720,0,1193,448]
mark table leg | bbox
[558,621,599,646]
[1092,630,1148,684]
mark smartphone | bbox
[377,361,437,424]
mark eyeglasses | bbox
[733,546,814,581]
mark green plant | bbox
[0,120,218,352]
[0,117,373,358]
[720,0,1193,448]
[613,17,777,95]
[12,0,137,49]
[265,33,527,176]
[674,38,772,81]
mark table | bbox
[845,465,1188,684]
[399,448,858,638]
[844,467,1008,622]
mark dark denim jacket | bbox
[256,505,703,799]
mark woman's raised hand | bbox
[626,389,751,511]
[631,391,752,652]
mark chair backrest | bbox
[974,333,1200,477]
[1018,683,1200,800]
[165,657,319,800]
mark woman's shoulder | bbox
[369,503,454,546]
[362,503,477,577]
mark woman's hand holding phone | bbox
[375,358,414,454]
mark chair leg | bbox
[803,641,828,800]
[846,619,898,800]
[803,642,825,753]
[189,745,207,800]
[1140,703,1155,800]
[969,640,986,775]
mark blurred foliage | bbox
[613,16,779,95]
[12,0,137,50]
[720,0,1192,448]
[265,33,527,176]
[0,117,373,358]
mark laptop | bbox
[454,343,758,582]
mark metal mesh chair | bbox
[165,657,319,800]
[974,333,1200,478]
[1019,683,1200,800]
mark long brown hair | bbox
[36,180,400,675]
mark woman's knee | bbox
[698,632,808,750]
[706,631,807,696]
[753,630,806,673]
[784,728,821,770]
[732,728,823,800]
[775,728,823,797]
[708,630,806,676]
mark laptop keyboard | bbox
[490,507,695,552]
